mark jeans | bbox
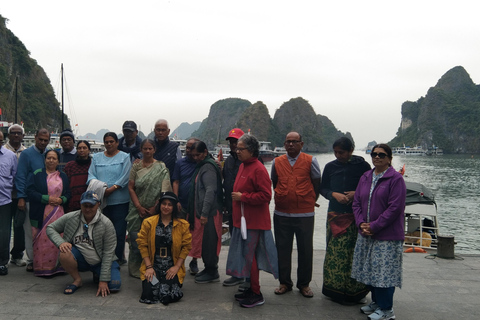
[0,203,13,265]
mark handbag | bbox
[241,202,247,240]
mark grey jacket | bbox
[46,209,117,282]
[194,163,220,218]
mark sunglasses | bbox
[83,224,89,240]
[370,152,388,159]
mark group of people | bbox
[0,119,406,319]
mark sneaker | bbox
[235,288,253,301]
[238,281,251,292]
[189,260,199,275]
[10,258,26,267]
[0,265,8,276]
[361,302,379,315]
[239,291,265,308]
[223,276,245,286]
[194,271,220,284]
[368,308,395,320]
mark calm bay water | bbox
[264,151,480,254]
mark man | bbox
[0,132,18,275]
[46,191,121,296]
[172,137,199,274]
[118,120,142,163]
[153,119,182,180]
[59,128,77,171]
[221,128,247,287]
[4,124,26,267]
[15,128,50,271]
[271,131,321,298]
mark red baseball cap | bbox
[226,128,244,140]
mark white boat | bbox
[273,146,287,157]
[393,146,426,156]
[258,141,275,162]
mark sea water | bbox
[264,151,480,254]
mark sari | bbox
[126,161,170,278]
[32,171,65,277]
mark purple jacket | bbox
[353,166,406,241]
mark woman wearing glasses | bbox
[87,132,131,263]
[27,149,71,276]
[351,144,406,320]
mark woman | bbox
[87,132,131,262]
[27,149,71,276]
[64,140,92,212]
[320,137,371,304]
[351,144,406,320]
[126,139,171,278]
[187,141,223,283]
[226,134,278,308]
[137,192,192,305]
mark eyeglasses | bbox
[370,152,388,159]
[284,140,301,145]
[9,132,23,136]
[83,224,89,240]
[236,147,248,152]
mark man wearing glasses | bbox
[271,131,321,298]
[4,124,27,268]
[47,191,121,296]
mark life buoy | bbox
[404,247,427,253]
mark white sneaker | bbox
[368,308,395,320]
[360,302,379,315]
[10,259,26,267]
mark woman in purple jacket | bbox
[351,144,406,320]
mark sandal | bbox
[64,284,81,295]
[300,286,314,298]
[274,284,292,295]
[26,263,33,272]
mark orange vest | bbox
[274,153,316,213]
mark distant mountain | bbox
[389,66,480,153]
[78,129,111,141]
[170,121,201,139]
[0,15,70,132]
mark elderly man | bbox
[59,128,77,171]
[153,119,182,180]
[0,132,18,275]
[4,124,27,267]
[15,128,50,271]
[47,191,121,296]
[271,131,321,298]
[118,120,142,163]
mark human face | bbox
[45,151,59,171]
[141,142,155,159]
[154,123,170,142]
[160,199,174,217]
[284,132,303,158]
[8,128,24,144]
[228,138,238,153]
[192,148,208,163]
[35,133,50,152]
[333,146,353,163]
[236,141,253,162]
[122,129,137,144]
[371,147,391,172]
[185,139,195,160]
[103,136,119,153]
[60,136,74,152]
[77,142,90,159]
[81,202,100,222]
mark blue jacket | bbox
[15,146,46,199]
[353,166,406,241]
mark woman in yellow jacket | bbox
[137,192,192,305]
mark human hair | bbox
[155,119,169,128]
[333,137,354,151]
[36,128,50,138]
[238,134,260,157]
[103,132,118,142]
[187,137,200,143]
[77,140,91,150]
[8,124,24,134]
[45,149,60,160]
[140,139,156,150]
[191,140,208,153]
[155,198,180,219]
[372,143,393,166]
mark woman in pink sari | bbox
[27,150,71,276]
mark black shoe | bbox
[223,276,245,286]
[0,265,8,276]
[194,271,220,283]
[235,288,253,301]
[189,260,199,275]
[239,291,265,308]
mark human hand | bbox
[166,265,180,280]
[59,242,72,253]
[18,198,26,211]
[231,192,242,202]
[344,191,355,204]
[360,222,373,236]
[137,206,148,218]
[144,268,156,282]
[96,281,110,297]
[333,192,349,204]
[200,216,208,226]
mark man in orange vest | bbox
[271,132,321,298]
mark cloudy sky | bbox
[2,1,479,148]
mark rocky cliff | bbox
[389,66,480,153]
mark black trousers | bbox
[274,214,314,289]
[201,214,219,274]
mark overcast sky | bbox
[2,1,480,148]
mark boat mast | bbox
[15,75,18,123]
[61,63,64,131]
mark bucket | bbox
[437,235,455,259]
